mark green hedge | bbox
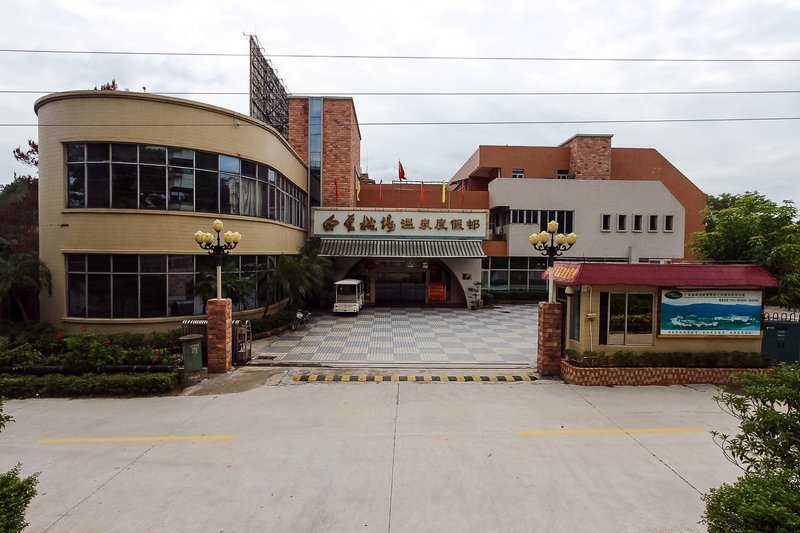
[0,373,178,398]
[250,309,294,334]
[565,349,769,368]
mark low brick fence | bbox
[561,361,770,386]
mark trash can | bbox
[180,334,204,374]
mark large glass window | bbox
[66,253,283,319]
[603,292,654,346]
[64,142,307,228]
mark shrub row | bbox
[0,373,178,398]
[249,309,294,334]
[565,349,769,368]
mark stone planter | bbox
[561,360,770,386]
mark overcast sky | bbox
[2,0,799,207]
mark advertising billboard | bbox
[659,289,762,336]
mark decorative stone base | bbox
[561,361,770,386]
[537,302,563,377]
[207,298,232,374]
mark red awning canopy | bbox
[544,262,779,288]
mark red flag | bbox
[420,181,425,204]
[398,161,406,181]
[334,178,339,202]
[379,180,383,206]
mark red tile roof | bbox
[545,262,779,288]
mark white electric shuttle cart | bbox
[333,279,364,314]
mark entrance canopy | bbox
[319,238,485,258]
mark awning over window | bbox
[319,239,485,258]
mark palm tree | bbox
[193,264,254,314]
[261,247,332,315]
[0,253,51,323]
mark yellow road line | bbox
[39,435,235,444]
[518,427,703,437]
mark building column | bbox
[537,301,563,377]
[207,298,232,373]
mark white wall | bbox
[489,179,685,260]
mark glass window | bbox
[256,181,267,218]
[608,293,626,345]
[569,291,581,341]
[66,143,85,163]
[565,211,574,233]
[219,172,240,214]
[491,256,509,270]
[664,215,674,232]
[490,270,509,292]
[112,144,137,163]
[195,170,218,213]
[87,254,110,272]
[617,214,627,232]
[86,163,110,208]
[86,143,109,162]
[168,274,194,317]
[529,270,546,291]
[168,168,194,211]
[66,164,85,208]
[510,257,528,270]
[240,178,257,217]
[87,274,111,318]
[140,275,167,317]
[626,294,654,345]
[219,155,240,174]
[648,215,658,232]
[112,274,138,318]
[112,254,138,273]
[168,256,194,273]
[241,160,256,178]
[139,165,166,210]
[67,254,86,272]
[111,164,137,209]
[67,273,86,317]
[509,271,528,291]
[139,145,166,165]
[140,255,166,273]
[168,148,194,168]
[196,151,218,171]
[257,164,269,182]
[633,214,643,232]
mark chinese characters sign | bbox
[313,209,488,239]
[659,289,762,337]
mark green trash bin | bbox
[180,334,204,374]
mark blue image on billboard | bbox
[659,290,762,336]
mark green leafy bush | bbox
[702,364,800,531]
[250,309,294,334]
[566,350,767,368]
[0,344,45,368]
[0,400,39,533]
[480,290,494,304]
[0,373,178,398]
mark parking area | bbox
[254,304,538,367]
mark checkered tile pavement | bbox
[254,304,538,366]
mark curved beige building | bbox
[36,91,308,332]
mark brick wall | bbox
[564,135,612,180]
[561,361,769,386]
[538,302,563,376]
[288,98,309,165]
[322,99,358,207]
[207,299,232,373]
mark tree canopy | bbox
[690,192,800,308]
[0,141,39,254]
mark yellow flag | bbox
[441,181,446,204]
[356,179,361,201]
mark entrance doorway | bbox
[346,259,462,307]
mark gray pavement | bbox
[254,305,538,367]
[1,375,741,532]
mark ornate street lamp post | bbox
[529,220,578,303]
[194,219,241,300]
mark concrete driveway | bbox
[254,304,538,367]
[1,378,740,532]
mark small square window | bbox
[511,168,524,179]
[648,215,658,232]
[617,214,627,232]
[664,215,674,232]
[633,214,643,232]
[601,214,611,232]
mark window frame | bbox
[616,214,627,232]
[664,214,674,232]
[601,213,611,232]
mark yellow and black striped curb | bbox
[292,374,537,383]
